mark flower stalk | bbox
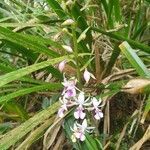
[72,24,81,85]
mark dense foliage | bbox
[0,0,150,150]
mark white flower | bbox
[83,69,95,84]
[62,19,74,26]
[58,97,68,118]
[71,119,94,142]
[91,97,103,120]
[73,92,91,119]
[62,45,73,53]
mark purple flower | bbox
[62,76,77,98]
[83,69,95,84]
[92,97,103,120]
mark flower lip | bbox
[74,105,86,119]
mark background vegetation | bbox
[0,0,149,149]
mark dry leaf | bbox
[122,79,150,94]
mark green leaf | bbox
[0,26,59,58]
[0,55,70,88]
[0,83,62,104]
[119,41,150,77]
[145,96,150,111]
[46,0,67,19]
[113,0,122,23]
[3,102,29,121]
[0,102,60,150]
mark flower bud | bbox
[62,28,68,33]
[58,60,66,72]
[83,69,95,84]
[77,33,86,43]
[62,19,74,26]
[66,0,73,6]
[62,45,73,53]
[83,69,91,84]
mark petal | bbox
[80,133,86,141]
[71,134,77,143]
[74,111,80,119]
[92,97,100,108]
[64,88,76,98]
[90,73,96,79]
[82,119,87,129]
[74,132,81,139]
[58,108,65,118]
[80,111,86,119]
[94,110,103,120]
[83,69,91,84]
[99,111,104,118]
[94,113,100,120]
[78,92,85,104]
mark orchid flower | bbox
[62,76,77,98]
[71,119,94,142]
[91,97,103,120]
[58,97,68,118]
[73,92,91,119]
[83,69,95,84]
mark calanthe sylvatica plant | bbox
[0,0,149,150]
[57,19,104,142]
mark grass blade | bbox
[0,83,62,104]
[0,26,59,57]
[0,55,69,88]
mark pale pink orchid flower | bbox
[62,76,77,98]
[71,119,94,142]
[58,97,68,118]
[92,97,103,120]
[58,60,66,72]
[83,69,96,84]
[73,92,91,119]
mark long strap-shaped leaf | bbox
[46,0,67,18]
[0,55,69,88]
[0,26,59,57]
[0,53,89,88]
[0,83,62,104]
[0,102,60,150]
[119,41,150,77]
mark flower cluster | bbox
[57,71,104,142]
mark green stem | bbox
[91,27,150,53]
[72,25,81,84]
